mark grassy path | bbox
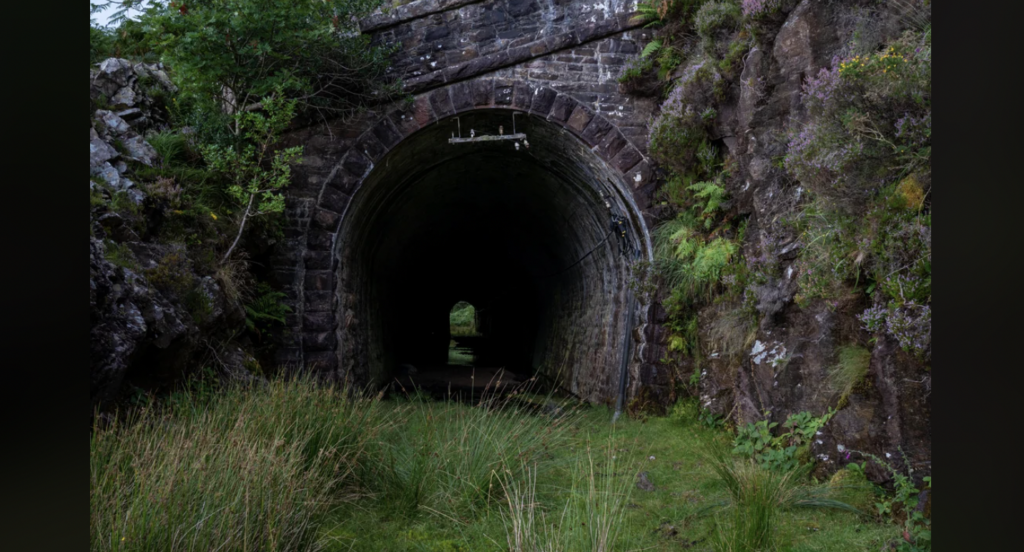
[91,380,903,551]
[317,398,900,551]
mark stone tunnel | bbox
[269,0,676,405]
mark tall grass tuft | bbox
[703,435,863,551]
[501,435,639,552]
[369,389,579,521]
[707,459,800,551]
[90,377,386,552]
[828,345,871,404]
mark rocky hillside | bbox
[628,0,931,484]
[90,59,265,410]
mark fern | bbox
[688,179,728,227]
[244,282,292,336]
[630,0,669,27]
[691,238,737,282]
[640,39,664,59]
[655,212,740,308]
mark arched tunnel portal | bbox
[333,109,651,401]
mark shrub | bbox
[695,1,742,38]
[707,305,758,359]
[134,0,400,123]
[732,409,835,472]
[200,91,303,264]
[245,281,293,339]
[793,177,931,359]
[705,441,861,552]
[708,459,799,551]
[146,250,195,298]
[147,131,194,168]
[103,240,139,270]
[741,0,781,19]
[784,30,931,210]
[90,25,115,65]
[847,449,931,551]
[858,301,931,360]
[649,61,723,174]
[448,301,477,336]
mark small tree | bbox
[201,92,302,264]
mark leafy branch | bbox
[201,91,303,264]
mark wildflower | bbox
[649,455,656,461]
[211,212,218,220]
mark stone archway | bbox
[275,80,659,404]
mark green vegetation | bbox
[91,377,386,551]
[244,282,293,338]
[732,409,835,472]
[828,346,871,407]
[89,1,402,367]
[201,91,303,263]
[694,1,742,39]
[629,0,712,80]
[846,450,932,552]
[92,379,911,551]
[102,240,139,270]
[649,141,749,370]
[632,2,756,378]
[96,0,400,135]
[449,301,478,336]
[786,28,932,361]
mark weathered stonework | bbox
[265,1,674,406]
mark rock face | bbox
[89,238,192,407]
[89,59,175,194]
[89,58,251,409]
[680,0,930,482]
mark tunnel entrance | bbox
[333,109,650,403]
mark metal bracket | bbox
[449,133,527,144]
[448,112,528,144]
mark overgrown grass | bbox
[92,381,904,552]
[501,435,640,552]
[90,377,387,551]
[368,391,578,521]
[704,434,868,552]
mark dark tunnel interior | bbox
[335,110,648,400]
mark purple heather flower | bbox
[742,0,781,17]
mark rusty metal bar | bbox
[448,133,527,144]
